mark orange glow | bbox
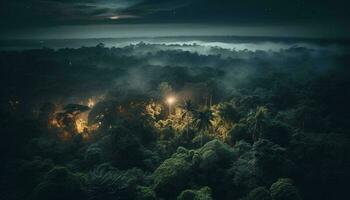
[75,118,88,133]
[88,98,95,108]
[47,96,106,140]
[49,118,61,128]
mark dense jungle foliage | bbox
[0,42,349,200]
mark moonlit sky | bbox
[0,0,349,39]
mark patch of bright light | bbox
[109,16,120,20]
[166,96,176,105]
[108,15,138,20]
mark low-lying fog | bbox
[0,36,348,119]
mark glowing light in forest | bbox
[166,96,176,115]
[166,96,176,105]
[49,118,61,128]
[75,118,88,133]
[88,98,95,108]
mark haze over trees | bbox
[0,39,349,200]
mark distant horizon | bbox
[2,35,350,41]
[1,23,349,40]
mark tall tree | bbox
[180,99,196,137]
[218,103,240,126]
[194,108,214,146]
[247,106,269,141]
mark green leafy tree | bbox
[217,103,240,125]
[103,126,145,169]
[152,147,193,198]
[84,144,104,167]
[85,163,144,200]
[247,187,271,200]
[229,123,251,144]
[177,186,213,200]
[30,167,85,200]
[246,106,269,141]
[253,140,293,185]
[194,108,214,146]
[270,178,301,200]
[180,99,196,137]
[136,186,157,200]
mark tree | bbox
[270,178,301,200]
[260,120,291,147]
[195,140,236,171]
[247,187,271,200]
[205,80,218,107]
[229,123,251,144]
[136,186,156,200]
[193,108,214,146]
[30,167,85,200]
[180,99,196,137]
[193,140,236,199]
[152,147,193,198]
[177,186,213,200]
[84,144,104,167]
[246,106,269,141]
[217,103,240,125]
[17,157,54,199]
[85,163,144,200]
[106,126,145,169]
[253,139,293,185]
[212,103,240,141]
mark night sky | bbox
[0,0,349,39]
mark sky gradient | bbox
[0,0,349,39]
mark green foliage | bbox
[152,147,193,198]
[17,157,54,198]
[193,140,237,199]
[270,178,301,200]
[194,109,214,132]
[230,151,257,192]
[260,120,291,147]
[103,126,145,168]
[84,144,104,167]
[195,140,236,171]
[181,100,196,118]
[246,106,269,141]
[177,186,213,200]
[217,103,240,124]
[247,187,271,200]
[230,139,294,195]
[288,132,350,199]
[192,134,212,148]
[229,123,251,144]
[253,139,293,185]
[3,44,350,200]
[234,140,252,156]
[136,186,157,200]
[85,163,144,200]
[30,166,85,200]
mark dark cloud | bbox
[0,0,349,38]
[1,0,349,26]
[0,0,143,27]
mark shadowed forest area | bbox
[0,40,350,200]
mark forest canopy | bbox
[0,39,349,200]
